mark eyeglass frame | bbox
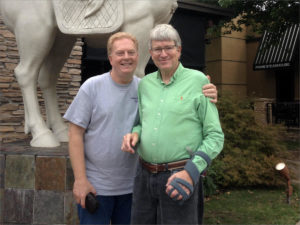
[150,45,177,55]
[113,50,137,57]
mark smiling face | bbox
[108,38,138,84]
[150,40,181,75]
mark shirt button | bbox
[160,99,164,103]
[157,113,161,116]
[154,128,158,131]
[152,143,156,146]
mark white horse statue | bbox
[0,0,178,147]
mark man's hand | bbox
[165,170,193,200]
[203,75,218,103]
[121,132,139,154]
[73,178,96,208]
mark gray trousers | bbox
[131,163,204,225]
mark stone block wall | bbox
[0,142,79,225]
[0,15,82,144]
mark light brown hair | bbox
[107,32,139,56]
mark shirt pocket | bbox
[167,95,194,115]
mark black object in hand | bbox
[85,192,99,214]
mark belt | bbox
[139,157,188,173]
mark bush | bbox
[204,93,287,195]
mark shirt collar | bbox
[156,63,184,85]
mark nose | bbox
[160,49,168,56]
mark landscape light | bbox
[275,162,293,204]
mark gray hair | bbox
[148,24,182,49]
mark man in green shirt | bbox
[122,24,224,224]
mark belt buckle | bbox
[153,164,159,173]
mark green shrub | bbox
[204,93,287,195]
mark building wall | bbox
[205,23,300,127]
[205,25,292,100]
[0,16,82,144]
[206,28,248,96]
[246,41,276,98]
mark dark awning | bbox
[253,24,299,70]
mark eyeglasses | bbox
[151,45,177,55]
[114,50,137,57]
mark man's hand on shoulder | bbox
[203,75,218,103]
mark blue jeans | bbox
[78,193,132,225]
[131,164,203,225]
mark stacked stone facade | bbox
[0,16,82,144]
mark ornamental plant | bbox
[204,92,287,195]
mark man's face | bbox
[109,38,138,77]
[150,40,181,74]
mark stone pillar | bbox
[205,28,248,97]
[254,98,275,125]
[0,142,79,225]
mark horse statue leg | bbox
[38,32,77,143]
[13,21,61,147]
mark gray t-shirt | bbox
[64,72,140,195]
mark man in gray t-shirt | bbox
[64,32,218,225]
[64,32,141,225]
[64,72,140,195]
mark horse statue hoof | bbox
[30,130,60,147]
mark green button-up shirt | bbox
[133,63,224,173]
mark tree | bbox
[198,0,299,44]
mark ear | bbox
[177,46,182,53]
[149,49,154,58]
[177,46,182,58]
[108,55,113,65]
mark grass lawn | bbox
[203,188,300,225]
